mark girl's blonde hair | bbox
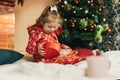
[35,6,63,27]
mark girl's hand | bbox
[38,43,45,56]
[60,44,72,55]
[61,44,71,49]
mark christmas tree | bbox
[57,0,112,50]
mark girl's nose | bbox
[50,28,54,31]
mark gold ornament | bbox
[73,11,76,13]
[71,22,75,27]
[80,7,82,10]
[64,19,67,21]
[64,1,67,4]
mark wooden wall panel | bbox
[0,13,15,50]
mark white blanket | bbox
[0,51,120,80]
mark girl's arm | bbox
[26,26,47,55]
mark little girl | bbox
[26,6,94,64]
[26,6,70,62]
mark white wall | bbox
[15,0,55,51]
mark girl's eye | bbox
[48,26,56,28]
[48,26,52,28]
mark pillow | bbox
[0,49,24,65]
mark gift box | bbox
[44,42,61,59]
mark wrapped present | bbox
[44,42,61,59]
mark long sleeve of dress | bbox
[26,26,47,55]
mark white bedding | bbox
[0,51,120,80]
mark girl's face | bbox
[43,21,59,34]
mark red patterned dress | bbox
[26,25,59,62]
